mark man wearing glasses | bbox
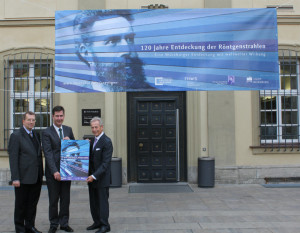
[8,111,43,233]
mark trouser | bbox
[46,177,71,228]
[88,183,110,228]
[14,181,42,232]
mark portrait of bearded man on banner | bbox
[73,10,155,92]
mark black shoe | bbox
[86,223,101,230]
[95,226,110,233]
[60,225,74,232]
[25,227,42,233]
[48,226,57,233]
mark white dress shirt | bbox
[53,124,64,139]
[91,132,104,180]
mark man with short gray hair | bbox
[86,117,113,233]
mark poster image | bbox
[60,140,90,181]
[55,8,279,92]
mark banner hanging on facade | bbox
[60,140,90,181]
[55,8,279,92]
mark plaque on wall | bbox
[82,109,101,126]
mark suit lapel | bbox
[20,127,38,155]
[50,125,60,140]
[32,130,41,154]
[60,125,71,139]
[62,125,67,138]
[20,127,32,144]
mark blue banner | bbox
[60,140,89,181]
[55,8,279,92]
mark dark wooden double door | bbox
[127,92,186,183]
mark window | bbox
[260,51,299,147]
[3,53,53,149]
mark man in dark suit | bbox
[8,111,43,233]
[86,117,113,233]
[42,106,75,233]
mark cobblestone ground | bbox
[1,184,300,233]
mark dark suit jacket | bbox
[8,127,43,184]
[89,133,113,187]
[42,125,75,178]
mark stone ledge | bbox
[0,150,8,157]
[1,168,128,186]
[3,165,300,186]
[189,165,300,185]
[0,19,55,27]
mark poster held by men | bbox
[60,140,90,181]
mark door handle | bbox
[139,143,143,149]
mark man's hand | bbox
[54,172,61,181]
[86,176,94,183]
[12,180,20,187]
[63,136,70,140]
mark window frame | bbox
[260,58,300,145]
[9,61,53,135]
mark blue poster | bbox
[55,8,279,92]
[60,140,89,181]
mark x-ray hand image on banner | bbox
[55,8,279,92]
[60,140,90,181]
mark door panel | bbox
[128,92,187,183]
[137,100,176,182]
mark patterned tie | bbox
[59,128,63,140]
[93,138,98,149]
[30,132,33,138]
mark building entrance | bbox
[127,92,187,183]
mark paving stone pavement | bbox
[1,184,300,233]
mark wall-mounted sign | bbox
[82,109,101,126]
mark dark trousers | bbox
[46,177,71,228]
[14,182,42,232]
[88,184,110,228]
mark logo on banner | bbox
[155,77,164,86]
[227,75,235,85]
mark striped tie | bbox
[93,138,98,149]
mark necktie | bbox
[93,138,98,149]
[59,128,63,140]
[30,132,33,138]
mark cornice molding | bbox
[277,15,300,25]
[0,15,299,26]
[278,44,300,52]
[0,18,55,27]
[0,47,55,61]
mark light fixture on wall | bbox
[141,4,168,9]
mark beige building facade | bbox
[0,0,300,185]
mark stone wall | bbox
[3,166,300,186]
[189,165,300,184]
[0,169,10,186]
